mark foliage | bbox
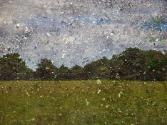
[110,48,146,80]
[83,57,110,79]
[0,53,32,80]
[110,48,167,81]
[57,65,70,80]
[36,59,57,80]
[0,48,167,81]
[69,65,85,80]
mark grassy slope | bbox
[0,80,167,125]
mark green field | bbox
[0,80,167,125]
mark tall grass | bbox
[0,80,167,125]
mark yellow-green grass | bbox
[0,80,167,125]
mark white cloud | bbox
[0,0,167,69]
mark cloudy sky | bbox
[0,0,167,69]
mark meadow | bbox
[0,80,167,125]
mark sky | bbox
[0,0,167,69]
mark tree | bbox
[0,48,166,81]
[70,65,84,79]
[57,65,70,80]
[109,48,147,80]
[144,50,167,81]
[109,48,167,81]
[84,57,110,79]
[36,59,57,80]
[0,53,30,80]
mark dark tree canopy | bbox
[0,48,167,81]
[0,53,32,80]
[57,65,71,80]
[69,65,85,80]
[36,59,57,80]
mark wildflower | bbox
[85,99,90,106]
[105,105,110,109]
[31,118,35,121]
[118,108,122,113]
[25,90,30,97]
[49,90,53,94]
[118,91,123,98]
[96,79,102,85]
[102,98,106,101]
[58,113,62,116]
[37,88,40,92]
[116,73,120,79]
[97,89,101,94]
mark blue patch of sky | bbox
[142,20,167,32]
[71,15,112,25]
[25,15,112,32]
[25,16,70,32]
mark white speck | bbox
[46,32,51,37]
[23,36,28,40]
[106,35,110,39]
[25,27,29,33]
[110,32,114,36]
[155,38,159,42]
[62,53,66,58]
[16,24,20,28]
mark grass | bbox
[0,80,167,125]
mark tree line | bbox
[0,48,167,81]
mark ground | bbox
[0,80,167,125]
